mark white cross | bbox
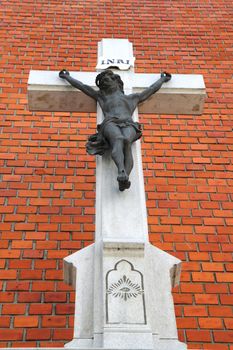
[28,39,205,350]
[28,38,206,244]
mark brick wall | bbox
[0,0,233,348]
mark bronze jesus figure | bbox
[59,69,171,191]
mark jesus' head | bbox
[95,70,124,93]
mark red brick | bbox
[225,263,233,272]
[198,318,223,329]
[10,238,33,250]
[186,330,212,342]
[17,292,42,303]
[14,223,36,231]
[29,304,52,315]
[44,292,67,303]
[209,306,233,317]
[203,345,228,350]
[36,241,57,250]
[25,232,46,240]
[56,281,74,291]
[0,270,17,279]
[30,198,50,206]
[184,306,208,317]
[26,329,51,340]
[220,295,233,305]
[37,223,59,231]
[23,250,44,258]
[19,270,43,280]
[1,243,14,253]
[0,316,11,327]
[42,341,66,348]
[0,250,21,258]
[53,328,73,340]
[2,304,26,315]
[195,294,219,305]
[212,253,233,262]
[0,330,23,341]
[18,190,39,197]
[176,317,197,328]
[6,281,30,291]
[60,241,82,250]
[180,283,204,293]
[205,283,228,294]
[0,259,6,268]
[192,272,215,282]
[224,318,233,329]
[42,316,66,327]
[0,292,14,302]
[14,316,39,327]
[213,331,233,343]
[55,304,75,314]
[47,250,69,259]
[32,281,55,291]
[201,263,224,272]
[188,252,210,261]
[216,273,233,283]
[173,294,193,304]
[10,342,37,348]
[34,260,57,269]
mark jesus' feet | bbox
[117,170,131,191]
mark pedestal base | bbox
[63,242,187,350]
[65,342,186,350]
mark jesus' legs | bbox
[104,123,131,191]
[122,126,137,176]
[112,139,131,191]
[124,141,133,176]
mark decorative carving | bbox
[107,274,144,301]
[105,259,146,324]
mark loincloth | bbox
[86,117,142,155]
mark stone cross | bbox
[28,39,206,350]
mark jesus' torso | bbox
[97,90,138,121]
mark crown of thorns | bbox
[95,70,124,92]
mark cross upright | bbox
[28,39,206,350]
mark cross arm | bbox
[28,71,206,115]
[134,73,206,115]
[27,70,98,113]
[132,72,171,104]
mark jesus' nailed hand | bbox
[59,69,171,191]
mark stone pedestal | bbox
[62,39,191,350]
[64,241,186,350]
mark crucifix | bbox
[28,39,206,350]
[58,68,171,191]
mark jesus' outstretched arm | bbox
[132,72,171,104]
[59,69,98,100]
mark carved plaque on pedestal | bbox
[106,260,146,324]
